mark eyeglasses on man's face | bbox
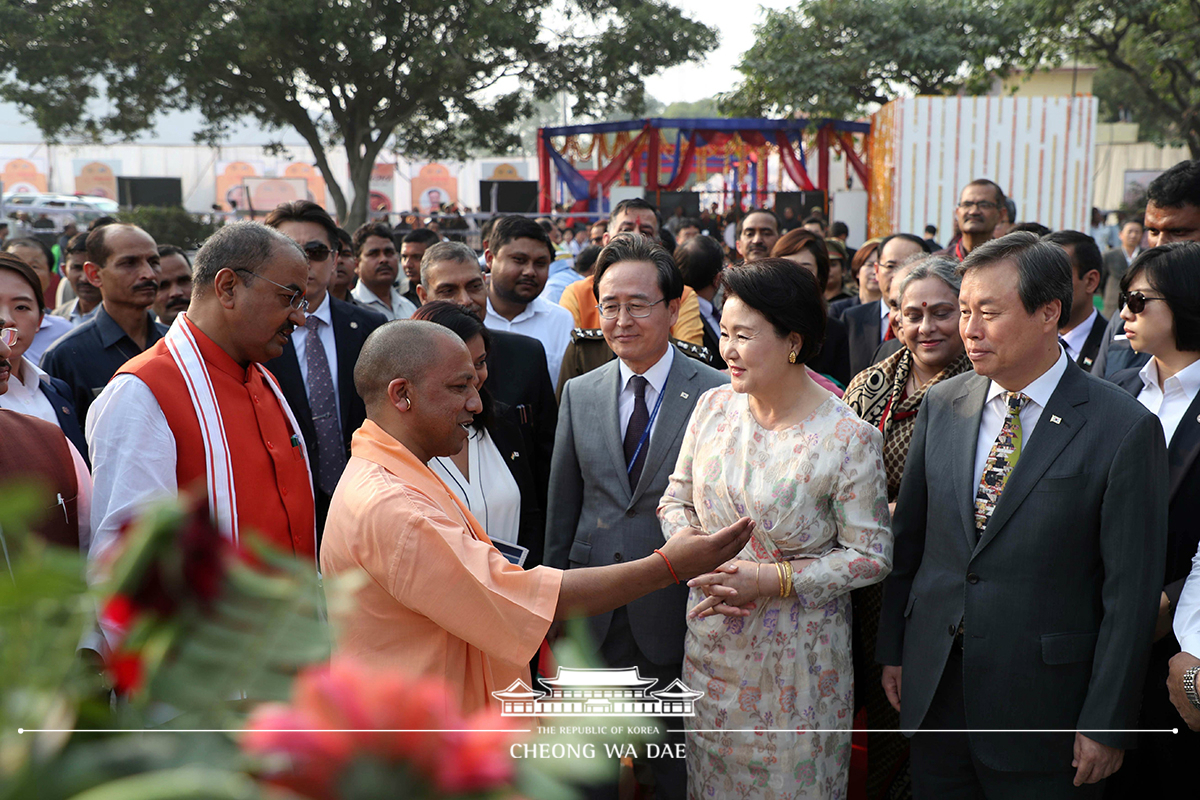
[234,268,309,313]
[596,298,665,319]
[302,241,332,262]
[958,200,998,211]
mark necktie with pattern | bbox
[304,315,346,495]
[973,391,1028,535]
[623,375,650,490]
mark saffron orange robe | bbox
[320,420,562,714]
[559,275,705,344]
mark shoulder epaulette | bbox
[672,338,712,364]
[570,327,606,342]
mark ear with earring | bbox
[403,396,412,410]
[788,351,797,364]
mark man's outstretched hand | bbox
[661,518,755,583]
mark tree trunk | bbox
[342,136,388,232]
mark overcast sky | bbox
[643,0,795,104]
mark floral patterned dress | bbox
[658,385,893,800]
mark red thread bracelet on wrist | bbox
[654,549,680,584]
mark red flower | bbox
[107,650,144,695]
[848,558,880,580]
[100,594,137,640]
[818,669,839,698]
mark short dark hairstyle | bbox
[592,233,684,303]
[263,200,340,250]
[1044,230,1102,279]
[0,252,45,311]
[879,233,934,256]
[738,208,781,237]
[964,178,1007,209]
[86,215,117,232]
[770,228,830,292]
[1009,222,1051,237]
[675,234,725,291]
[958,231,1073,327]
[352,222,395,257]
[4,237,54,270]
[157,244,192,267]
[924,224,938,235]
[574,244,602,276]
[66,232,89,254]
[679,218,701,232]
[403,228,440,247]
[487,215,554,260]
[1147,160,1200,210]
[1004,198,1018,224]
[193,222,303,291]
[720,257,826,364]
[802,214,826,228]
[830,221,849,238]
[1120,242,1200,352]
[84,223,145,268]
[658,225,676,255]
[410,300,495,430]
[609,198,660,231]
[335,227,352,253]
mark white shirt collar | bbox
[697,295,714,318]
[986,346,1070,408]
[1060,308,1097,355]
[618,345,675,394]
[307,293,332,326]
[15,355,46,390]
[487,295,549,325]
[1139,356,1200,397]
[879,298,890,320]
[351,282,398,308]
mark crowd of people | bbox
[3,157,1200,800]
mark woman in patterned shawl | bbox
[843,254,972,800]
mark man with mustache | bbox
[736,208,780,263]
[52,233,101,326]
[940,179,1006,261]
[350,221,417,321]
[152,245,194,326]
[484,215,575,388]
[40,223,166,423]
[87,222,317,569]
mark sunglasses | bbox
[1120,290,1166,315]
[303,241,332,262]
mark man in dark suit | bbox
[415,240,558,497]
[263,201,386,532]
[545,234,727,800]
[1044,231,1108,372]
[1100,219,1143,318]
[673,233,726,370]
[877,233,1168,797]
[844,233,928,378]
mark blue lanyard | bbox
[627,384,666,475]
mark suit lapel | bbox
[273,339,311,420]
[1168,390,1200,501]
[630,349,695,503]
[952,375,990,550]
[975,365,1088,554]
[329,300,356,432]
[601,363,632,502]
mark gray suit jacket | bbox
[876,363,1167,771]
[544,347,728,665]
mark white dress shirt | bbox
[85,374,177,573]
[618,346,674,442]
[878,298,890,342]
[697,295,720,338]
[0,356,57,424]
[484,295,575,389]
[973,348,1069,491]
[1135,356,1200,447]
[350,282,417,322]
[1175,542,1200,656]
[429,427,521,546]
[290,294,341,423]
[1060,308,1098,363]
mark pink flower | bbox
[818,669,839,698]
[848,558,881,580]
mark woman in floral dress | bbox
[659,258,893,800]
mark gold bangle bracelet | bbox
[783,561,794,597]
[776,562,786,598]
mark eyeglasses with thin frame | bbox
[0,327,18,347]
[958,200,998,211]
[233,268,309,313]
[1120,290,1167,315]
[596,298,665,319]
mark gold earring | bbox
[788,351,797,364]
[404,396,412,410]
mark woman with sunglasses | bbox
[1106,242,1200,795]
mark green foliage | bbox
[0,0,717,228]
[661,97,723,119]
[722,0,1038,120]
[118,207,217,251]
[1026,0,1200,158]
